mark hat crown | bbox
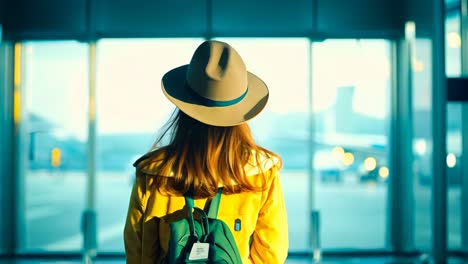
[186,41,248,102]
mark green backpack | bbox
[164,188,242,264]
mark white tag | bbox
[188,242,210,261]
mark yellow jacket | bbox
[124,153,289,263]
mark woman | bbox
[124,40,288,263]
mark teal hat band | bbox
[186,83,249,107]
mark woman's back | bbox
[124,40,289,263]
[125,148,287,263]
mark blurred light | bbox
[414,139,427,156]
[342,152,354,166]
[412,59,424,72]
[332,146,345,159]
[447,153,457,168]
[364,157,377,171]
[51,148,62,168]
[405,21,416,40]
[379,166,389,179]
[447,32,461,49]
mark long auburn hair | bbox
[138,109,282,198]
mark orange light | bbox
[379,167,389,179]
[332,146,345,159]
[447,32,461,49]
[364,157,377,171]
[14,43,21,124]
[412,60,424,72]
[342,152,354,166]
[51,148,62,168]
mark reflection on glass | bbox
[446,12,462,250]
[412,35,463,250]
[16,37,424,253]
[215,38,310,251]
[446,13,461,77]
[312,40,391,249]
[22,41,88,251]
[413,27,462,249]
[96,39,203,251]
[413,38,432,251]
[447,103,462,249]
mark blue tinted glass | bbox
[96,39,203,251]
[446,12,462,250]
[313,40,391,249]
[413,38,432,251]
[446,13,461,77]
[412,12,464,251]
[216,38,311,251]
[22,41,88,251]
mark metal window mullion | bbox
[82,41,97,262]
[462,101,468,253]
[308,40,319,256]
[0,42,28,253]
[389,36,414,253]
[0,41,15,254]
[431,0,448,261]
[460,0,468,253]
[15,42,28,253]
[87,42,97,220]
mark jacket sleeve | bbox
[248,166,289,263]
[124,175,146,264]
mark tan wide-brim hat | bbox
[161,40,269,127]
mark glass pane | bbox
[215,38,310,251]
[22,41,88,251]
[446,12,462,250]
[413,38,432,251]
[446,13,461,77]
[410,36,461,249]
[312,40,391,249]
[447,103,462,249]
[96,39,203,251]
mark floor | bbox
[0,256,467,264]
[286,256,468,263]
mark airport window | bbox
[412,12,463,249]
[21,41,88,251]
[95,39,204,251]
[98,38,312,251]
[215,38,311,251]
[446,12,462,250]
[312,40,391,249]
[446,13,461,77]
[18,36,462,254]
[412,38,433,251]
[0,0,465,259]
[447,103,462,250]
[18,38,394,253]
[412,11,464,251]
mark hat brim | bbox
[161,65,269,127]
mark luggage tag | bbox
[188,242,210,261]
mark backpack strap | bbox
[207,187,224,219]
[185,195,210,240]
[184,196,196,236]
